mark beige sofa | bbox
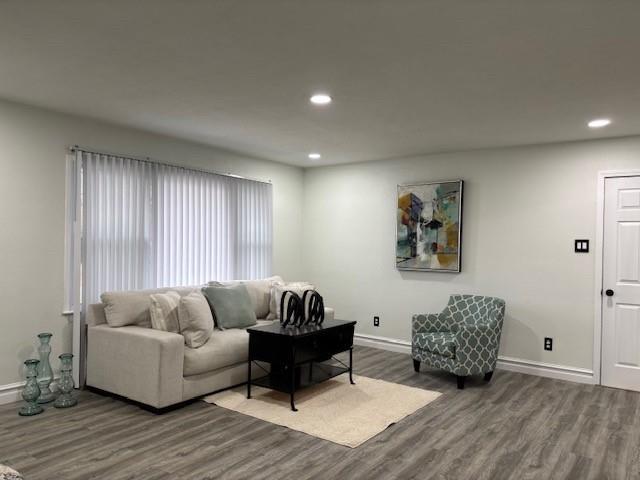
[86,279,334,409]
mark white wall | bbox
[3,95,639,393]
[0,99,304,390]
[303,137,640,371]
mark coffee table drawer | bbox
[249,334,291,364]
[293,325,354,362]
[319,324,354,356]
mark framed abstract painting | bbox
[396,180,463,272]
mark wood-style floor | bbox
[1,346,639,480]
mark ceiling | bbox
[1,1,640,167]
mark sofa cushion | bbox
[414,332,458,359]
[101,290,156,328]
[101,286,200,327]
[183,320,274,376]
[208,276,282,319]
[178,291,215,348]
[202,284,257,330]
[149,291,181,333]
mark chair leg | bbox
[484,371,494,382]
[413,359,420,373]
[457,375,466,390]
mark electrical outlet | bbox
[373,316,380,327]
[544,337,553,351]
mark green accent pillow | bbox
[202,284,257,330]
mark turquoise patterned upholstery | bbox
[413,332,457,358]
[412,295,505,377]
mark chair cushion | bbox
[414,332,458,359]
[183,320,274,376]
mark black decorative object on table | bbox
[247,319,356,411]
[279,289,325,327]
[302,290,324,325]
[280,291,304,327]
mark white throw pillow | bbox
[178,290,215,348]
[149,291,181,333]
[268,282,315,320]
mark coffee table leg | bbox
[290,352,298,412]
[247,359,252,399]
[349,347,355,385]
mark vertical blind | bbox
[71,149,273,305]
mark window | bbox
[66,149,272,306]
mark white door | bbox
[602,175,640,391]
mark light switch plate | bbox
[574,239,589,253]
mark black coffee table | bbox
[247,319,356,411]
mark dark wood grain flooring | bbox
[1,346,639,480]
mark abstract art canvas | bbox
[396,180,463,272]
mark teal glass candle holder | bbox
[54,353,77,408]
[36,332,55,403]
[19,359,44,416]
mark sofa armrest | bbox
[412,313,449,336]
[87,325,184,408]
[324,307,335,322]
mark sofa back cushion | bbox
[101,286,198,327]
[101,290,155,328]
[87,303,107,326]
[208,275,282,319]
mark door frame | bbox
[594,169,640,385]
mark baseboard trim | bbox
[496,356,594,385]
[0,381,25,405]
[354,333,595,385]
[354,333,412,354]
[0,377,62,406]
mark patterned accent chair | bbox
[412,295,505,389]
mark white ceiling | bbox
[1,1,640,167]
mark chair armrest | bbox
[324,307,335,322]
[455,322,501,371]
[412,313,450,335]
[87,325,184,408]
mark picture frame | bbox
[396,179,463,273]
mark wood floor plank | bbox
[1,346,638,480]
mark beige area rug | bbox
[0,464,23,480]
[204,375,441,448]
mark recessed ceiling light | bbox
[310,94,332,105]
[588,118,611,128]
[308,153,321,160]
